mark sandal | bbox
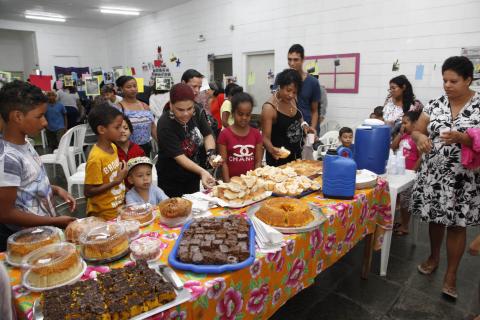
[417,261,438,275]
[442,285,458,300]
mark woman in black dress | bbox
[156,83,221,197]
[261,69,313,166]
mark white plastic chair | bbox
[67,166,85,197]
[40,129,47,149]
[40,127,74,179]
[316,130,339,158]
[54,124,87,174]
[325,120,341,132]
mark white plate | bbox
[247,202,327,234]
[206,191,272,208]
[33,264,191,320]
[356,169,378,189]
[23,261,87,292]
[158,213,192,228]
[117,213,156,227]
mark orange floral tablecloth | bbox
[1,179,391,320]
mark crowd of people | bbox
[0,43,479,315]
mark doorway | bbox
[212,57,232,84]
[246,52,274,114]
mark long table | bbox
[1,179,391,320]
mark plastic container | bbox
[116,220,140,240]
[22,242,85,291]
[79,223,129,263]
[129,236,163,262]
[158,198,192,227]
[65,216,106,244]
[354,124,391,174]
[118,203,155,227]
[6,226,63,266]
[322,148,357,199]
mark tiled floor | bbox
[270,222,480,320]
[41,146,480,320]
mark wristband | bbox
[301,121,309,128]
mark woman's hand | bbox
[208,155,224,168]
[440,130,470,146]
[200,170,216,189]
[416,134,433,153]
[53,186,76,211]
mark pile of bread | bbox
[211,166,321,203]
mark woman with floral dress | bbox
[411,56,480,300]
[383,75,423,126]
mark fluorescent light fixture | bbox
[25,10,66,22]
[100,7,140,15]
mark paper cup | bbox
[306,133,315,146]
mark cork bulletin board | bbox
[304,53,360,93]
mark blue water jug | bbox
[322,147,357,199]
[354,125,391,174]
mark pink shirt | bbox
[399,133,419,170]
[217,127,263,178]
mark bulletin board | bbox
[461,47,480,91]
[304,53,360,93]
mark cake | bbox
[7,226,63,265]
[130,236,162,261]
[41,261,176,320]
[23,243,83,288]
[79,223,129,261]
[116,220,140,239]
[255,197,314,227]
[65,217,106,244]
[177,216,250,265]
[158,198,192,218]
[118,203,154,225]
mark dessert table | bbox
[0,179,391,320]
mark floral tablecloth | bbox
[1,179,391,320]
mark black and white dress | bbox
[411,92,480,227]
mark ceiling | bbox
[0,0,190,28]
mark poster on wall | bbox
[85,77,100,96]
[461,47,480,91]
[155,77,172,91]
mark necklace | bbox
[274,92,296,115]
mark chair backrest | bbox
[152,155,158,165]
[71,124,87,152]
[319,130,339,146]
[326,120,341,132]
[56,127,75,160]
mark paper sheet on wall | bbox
[415,65,424,80]
[95,75,103,84]
[247,72,256,86]
[135,78,144,92]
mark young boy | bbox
[337,127,355,156]
[0,80,76,251]
[125,157,168,205]
[84,103,128,220]
[44,91,67,151]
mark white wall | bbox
[0,19,108,79]
[105,0,480,127]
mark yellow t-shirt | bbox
[85,144,125,220]
[220,100,234,126]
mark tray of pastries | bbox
[210,175,272,208]
[247,198,327,234]
[281,159,323,177]
[168,216,255,274]
[22,242,86,292]
[79,223,130,263]
[33,260,191,320]
[158,198,193,227]
[118,202,156,227]
[65,217,106,244]
[6,226,64,266]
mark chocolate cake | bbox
[41,261,176,320]
[177,216,250,265]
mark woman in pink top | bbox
[391,111,422,236]
[217,92,263,182]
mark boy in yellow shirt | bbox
[84,103,127,220]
